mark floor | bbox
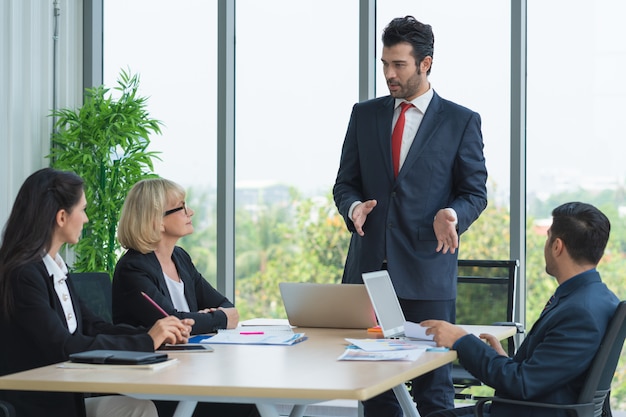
[277,401,626,417]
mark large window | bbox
[526,0,626,327]
[101,2,626,408]
[527,1,626,408]
[233,0,359,318]
[103,0,219,284]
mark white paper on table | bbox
[338,348,426,361]
[240,318,291,327]
[345,338,430,352]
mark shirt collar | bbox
[554,268,599,299]
[42,253,68,283]
[394,86,434,114]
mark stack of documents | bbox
[191,326,306,346]
[338,338,428,361]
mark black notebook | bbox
[69,350,169,365]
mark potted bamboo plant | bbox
[48,68,162,275]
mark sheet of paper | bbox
[338,347,426,361]
[345,338,430,352]
[240,318,291,327]
[233,324,293,333]
[404,321,435,340]
[196,330,307,345]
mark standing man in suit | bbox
[333,16,488,417]
[422,202,620,417]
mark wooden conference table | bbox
[0,325,515,417]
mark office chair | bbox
[474,300,626,417]
[70,272,113,323]
[453,260,524,399]
[0,400,15,417]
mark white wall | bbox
[0,0,83,226]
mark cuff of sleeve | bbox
[452,333,475,350]
[445,207,458,226]
[348,201,362,222]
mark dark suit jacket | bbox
[333,91,488,300]
[454,269,620,417]
[112,247,234,334]
[0,261,153,417]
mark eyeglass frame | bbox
[163,202,188,217]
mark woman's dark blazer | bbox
[0,261,153,417]
[112,247,234,334]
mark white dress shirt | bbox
[43,253,77,333]
[392,87,434,172]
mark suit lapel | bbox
[376,97,396,182]
[398,92,445,180]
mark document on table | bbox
[338,348,426,361]
[345,338,430,351]
[240,318,292,328]
[338,338,428,361]
[193,329,307,345]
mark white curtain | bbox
[0,0,82,225]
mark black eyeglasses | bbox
[163,202,188,217]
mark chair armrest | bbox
[491,321,525,333]
[473,396,593,417]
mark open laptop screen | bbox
[362,270,406,338]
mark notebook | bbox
[279,282,378,329]
[361,270,408,338]
[69,350,169,365]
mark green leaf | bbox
[47,68,163,274]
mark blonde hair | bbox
[117,178,186,253]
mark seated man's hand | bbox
[479,333,508,356]
[421,320,468,348]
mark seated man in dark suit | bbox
[421,202,620,417]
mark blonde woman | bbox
[113,178,259,417]
[113,178,238,334]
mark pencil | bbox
[140,291,169,318]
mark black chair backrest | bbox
[70,272,113,323]
[577,300,626,415]
[456,260,519,355]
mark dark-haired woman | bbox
[0,168,194,417]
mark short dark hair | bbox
[550,202,610,265]
[382,16,434,75]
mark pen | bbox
[240,331,264,335]
[140,291,169,318]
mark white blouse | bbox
[42,253,77,333]
[163,272,191,312]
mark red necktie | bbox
[392,102,413,177]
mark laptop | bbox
[361,270,408,338]
[279,282,378,329]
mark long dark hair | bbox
[0,168,84,317]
